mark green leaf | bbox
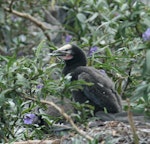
[143,17,150,27]
[35,39,46,57]
[0,8,5,24]
[131,84,148,102]
[16,73,30,88]
[105,47,112,57]
[146,49,150,73]
[76,13,86,23]
[0,89,12,107]
[0,55,9,62]
[86,12,99,22]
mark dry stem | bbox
[4,7,51,42]
[127,98,139,144]
[23,95,93,141]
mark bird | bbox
[52,44,122,114]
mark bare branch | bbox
[22,95,94,141]
[121,67,132,98]
[4,7,51,41]
[127,99,139,144]
[9,0,15,11]
[10,139,60,144]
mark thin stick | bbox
[22,95,94,141]
[4,7,51,42]
[121,67,132,98]
[7,140,60,144]
[127,99,139,144]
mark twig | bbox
[7,139,60,144]
[4,7,51,42]
[9,0,15,11]
[121,65,132,98]
[127,99,139,144]
[22,95,94,141]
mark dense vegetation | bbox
[0,0,150,143]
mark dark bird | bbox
[53,44,122,114]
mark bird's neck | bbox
[63,64,80,75]
[63,59,86,75]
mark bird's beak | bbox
[51,49,67,56]
[51,44,72,56]
[50,44,73,60]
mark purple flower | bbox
[23,113,37,124]
[11,15,18,22]
[142,28,150,41]
[65,34,72,43]
[99,69,106,75]
[88,46,98,56]
[36,84,44,89]
[17,51,24,56]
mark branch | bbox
[11,140,60,144]
[121,67,132,98]
[22,95,94,141]
[4,7,51,41]
[9,0,15,11]
[127,99,139,144]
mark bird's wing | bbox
[76,67,122,113]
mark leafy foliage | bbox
[0,0,150,143]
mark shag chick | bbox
[53,44,122,113]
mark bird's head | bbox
[52,44,87,75]
[52,44,73,61]
[52,44,87,64]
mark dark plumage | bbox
[53,44,122,113]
